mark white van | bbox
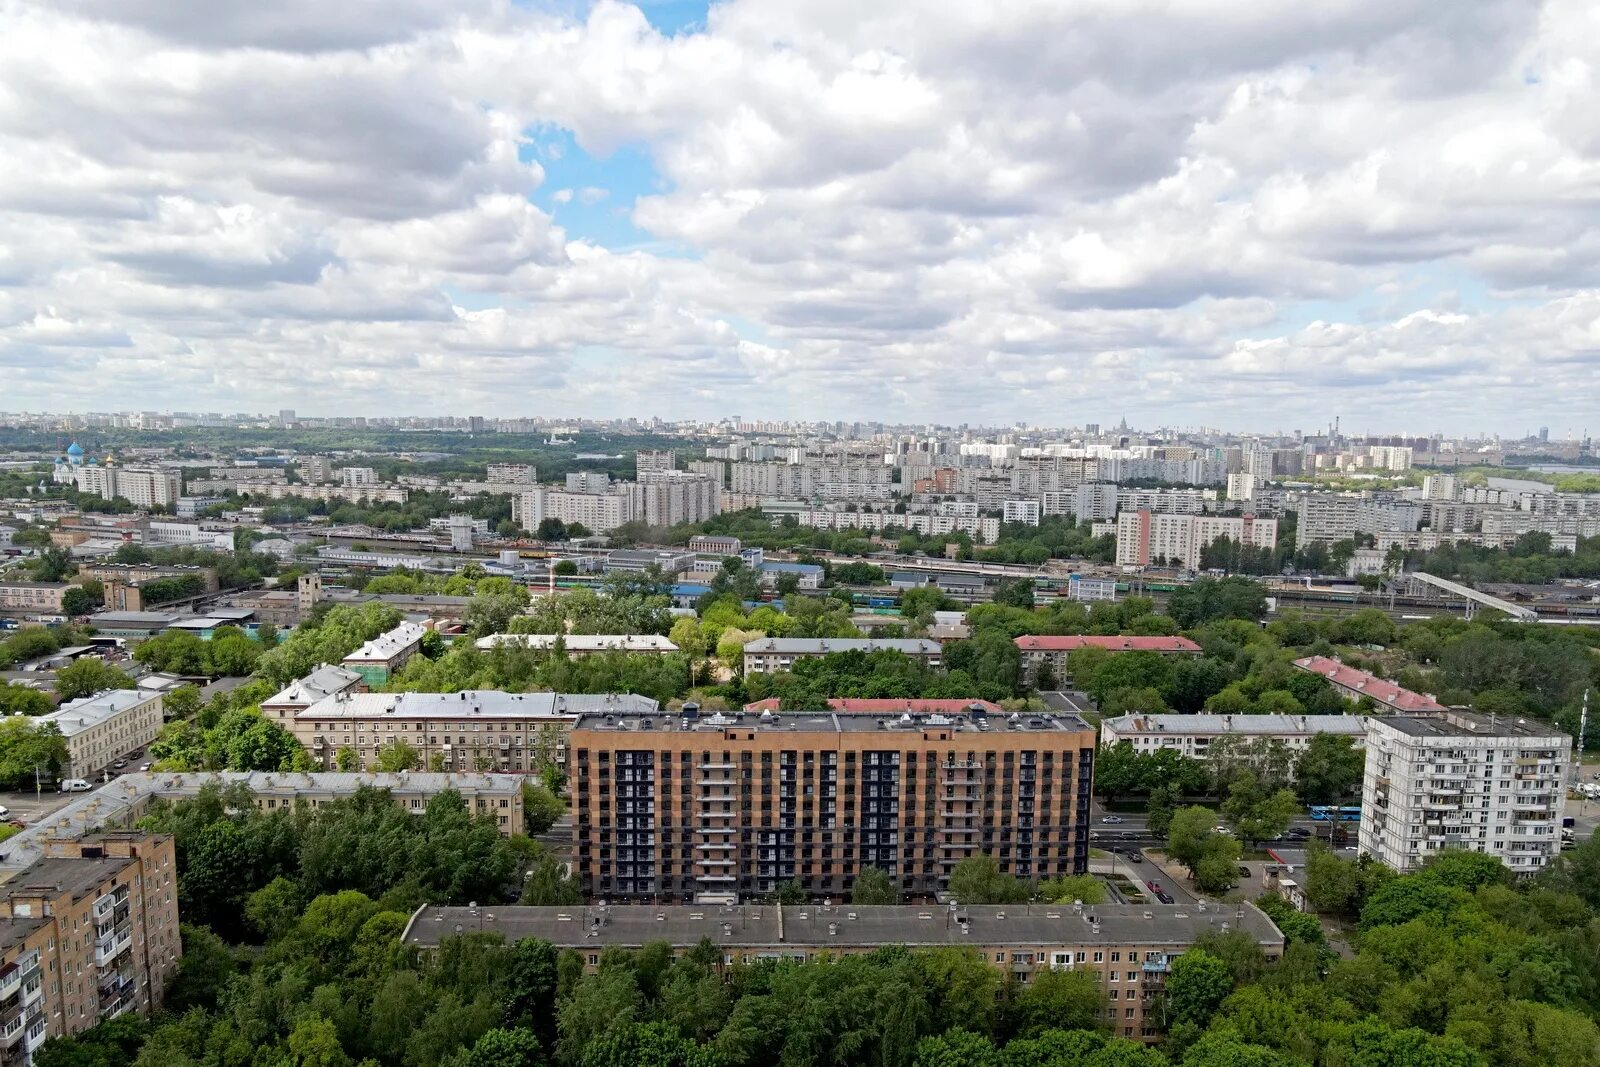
[59,779,92,793]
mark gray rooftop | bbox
[1375,711,1568,741]
[262,664,363,708]
[743,638,941,655]
[342,621,428,663]
[88,611,181,626]
[403,902,1282,951]
[476,634,678,653]
[38,690,158,738]
[300,690,658,722]
[573,708,1093,736]
[4,855,132,902]
[1103,714,1369,737]
[0,917,47,955]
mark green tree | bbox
[522,783,566,835]
[1038,874,1107,905]
[1164,950,1234,1027]
[1293,732,1365,806]
[459,1027,546,1067]
[1013,968,1104,1036]
[334,747,359,771]
[60,586,98,616]
[523,854,583,906]
[913,1029,997,1067]
[850,865,898,905]
[0,684,53,716]
[373,739,421,772]
[55,657,133,701]
[1166,807,1219,876]
[1220,773,1300,847]
[0,717,68,788]
[949,854,1031,904]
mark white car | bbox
[1101,815,1123,824]
[1212,825,1232,835]
[0,805,10,819]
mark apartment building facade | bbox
[404,901,1283,1043]
[37,692,165,781]
[742,638,943,674]
[0,585,69,615]
[475,634,680,657]
[294,690,659,773]
[1101,714,1369,760]
[1360,712,1571,874]
[1114,511,1277,569]
[0,834,180,1062]
[569,707,1097,902]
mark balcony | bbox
[94,928,132,966]
[23,1019,45,1053]
[0,964,19,1004]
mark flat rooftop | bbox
[1104,714,1369,736]
[4,855,133,902]
[300,690,658,721]
[0,917,47,955]
[403,902,1282,951]
[476,634,678,653]
[742,638,941,655]
[573,708,1094,736]
[1377,710,1567,741]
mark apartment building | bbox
[260,664,364,725]
[475,634,680,657]
[635,450,676,473]
[340,621,428,688]
[0,585,69,615]
[1114,511,1277,569]
[340,467,378,487]
[631,471,720,527]
[1101,714,1369,760]
[742,638,943,674]
[688,534,742,556]
[298,455,334,483]
[1002,500,1042,525]
[569,706,1097,901]
[37,692,165,781]
[403,901,1283,1043]
[1292,657,1446,713]
[294,690,659,773]
[0,835,180,1059]
[65,465,181,509]
[512,486,633,534]
[485,463,537,485]
[1015,635,1202,680]
[1360,712,1571,874]
[1294,494,1361,548]
[0,775,527,871]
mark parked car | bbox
[1212,825,1232,835]
[112,759,127,769]
[1101,815,1123,824]
[1146,880,1160,893]
[0,805,10,819]
[1237,864,1251,877]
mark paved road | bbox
[0,788,78,826]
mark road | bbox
[0,788,79,826]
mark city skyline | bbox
[3,2,1598,430]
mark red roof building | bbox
[1292,656,1446,713]
[1014,635,1203,681]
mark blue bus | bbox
[1309,805,1361,823]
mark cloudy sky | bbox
[2,0,1598,435]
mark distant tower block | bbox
[297,573,324,619]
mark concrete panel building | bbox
[1360,712,1571,874]
[474,634,680,657]
[1100,713,1369,759]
